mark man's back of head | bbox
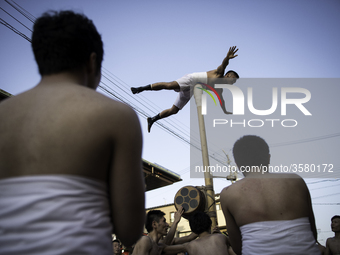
[32,10,103,76]
[233,135,270,171]
[189,211,212,235]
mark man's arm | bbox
[172,232,198,245]
[215,46,238,76]
[220,187,242,255]
[162,244,187,255]
[162,206,184,245]
[109,104,145,247]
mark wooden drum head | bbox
[174,186,206,219]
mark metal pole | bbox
[193,84,217,230]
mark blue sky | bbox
[1,0,339,245]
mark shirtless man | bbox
[325,215,340,255]
[133,207,197,255]
[162,211,230,255]
[220,135,320,255]
[0,11,145,254]
[131,46,239,132]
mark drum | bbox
[174,186,206,219]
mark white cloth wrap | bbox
[240,217,321,255]
[0,175,112,255]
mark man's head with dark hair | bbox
[145,210,166,233]
[112,239,121,254]
[225,70,239,79]
[32,10,103,76]
[112,239,121,244]
[331,215,340,221]
[224,70,239,85]
[233,135,270,172]
[331,215,340,233]
[189,211,212,235]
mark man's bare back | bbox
[0,82,138,182]
[185,233,229,255]
[163,232,230,255]
[0,78,145,244]
[222,173,314,226]
[220,135,319,254]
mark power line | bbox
[313,203,340,205]
[312,192,340,200]
[0,6,32,32]
[270,133,340,148]
[0,18,31,42]
[4,0,36,23]
[307,179,340,185]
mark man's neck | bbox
[38,71,88,88]
[198,231,210,239]
[334,231,340,239]
[148,231,162,244]
[244,170,269,178]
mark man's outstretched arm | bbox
[172,232,198,245]
[216,46,238,76]
[162,206,184,245]
[162,244,187,255]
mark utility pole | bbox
[223,150,237,183]
[193,84,217,229]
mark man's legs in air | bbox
[147,105,179,133]
[131,81,180,94]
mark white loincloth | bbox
[240,217,321,255]
[174,72,208,109]
[0,175,112,255]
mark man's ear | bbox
[87,52,97,74]
[152,220,157,230]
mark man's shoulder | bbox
[221,180,245,195]
[209,233,228,241]
[326,236,336,242]
[206,70,222,78]
[63,86,140,137]
[135,235,153,248]
[77,87,138,121]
